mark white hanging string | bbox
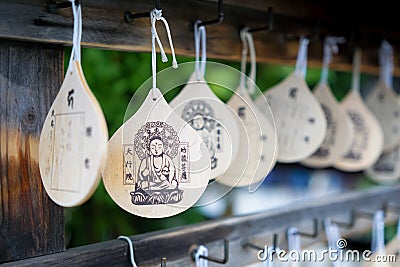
[118,236,138,267]
[262,245,277,267]
[320,36,346,84]
[351,48,362,93]
[324,218,342,267]
[287,227,301,267]
[239,27,249,91]
[379,40,394,89]
[194,20,207,80]
[194,245,208,267]
[288,228,301,252]
[294,36,309,79]
[68,0,82,71]
[371,210,386,253]
[239,27,257,94]
[150,8,178,100]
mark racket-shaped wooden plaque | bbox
[170,73,240,179]
[334,89,384,172]
[334,49,384,172]
[39,60,109,207]
[102,88,210,218]
[364,145,400,184]
[366,80,400,152]
[301,82,354,168]
[216,87,277,190]
[261,73,327,163]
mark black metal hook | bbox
[190,239,229,264]
[191,0,224,29]
[247,6,273,33]
[243,233,278,252]
[46,0,79,13]
[331,210,383,229]
[124,0,161,23]
[290,218,319,238]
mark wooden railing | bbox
[1,0,400,265]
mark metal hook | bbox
[190,239,229,264]
[46,0,79,13]
[331,210,382,229]
[289,218,319,238]
[124,0,161,23]
[247,6,274,33]
[192,0,224,29]
[243,233,278,253]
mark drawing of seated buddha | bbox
[131,121,183,205]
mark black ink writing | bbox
[84,158,90,169]
[86,127,92,137]
[289,88,298,100]
[238,107,246,119]
[68,89,75,109]
[344,111,368,160]
[312,104,336,158]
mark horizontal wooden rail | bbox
[1,0,400,75]
[4,185,400,267]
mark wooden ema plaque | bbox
[301,82,354,168]
[39,61,108,207]
[261,73,327,163]
[102,88,211,218]
[216,86,277,190]
[366,80,400,152]
[170,73,240,180]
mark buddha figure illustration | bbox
[131,121,183,205]
[137,136,178,191]
[182,100,218,169]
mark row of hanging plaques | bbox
[38,4,400,218]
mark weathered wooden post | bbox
[0,40,65,263]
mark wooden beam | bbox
[4,185,400,267]
[0,40,65,263]
[0,0,400,75]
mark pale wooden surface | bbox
[301,82,354,168]
[334,90,384,172]
[216,86,277,189]
[2,0,400,76]
[259,73,327,163]
[4,185,400,267]
[102,88,211,218]
[0,40,65,263]
[366,80,400,152]
[364,145,400,184]
[39,60,109,207]
[169,73,240,179]
[384,234,400,257]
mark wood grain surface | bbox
[1,0,400,75]
[3,184,400,267]
[0,40,65,263]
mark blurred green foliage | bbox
[64,47,375,248]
